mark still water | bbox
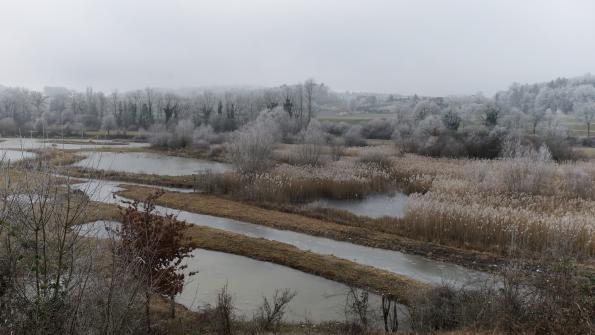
[80,220,408,324]
[307,192,409,218]
[0,137,148,150]
[73,151,232,176]
[0,150,36,162]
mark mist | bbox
[2,0,595,96]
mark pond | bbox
[74,180,488,286]
[72,151,232,176]
[179,249,408,324]
[79,220,408,325]
[0,137,149,150]
[306,192,409,218]
[0,150,36,162]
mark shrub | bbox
[343,125,366,146]
[361,118,396,139]
[461,128,506,159]
[253,289,296,332]
[320,120,350,136]
[167,119,194,148]
[226,117,278,174]
[212,285,234,335]
[292,122,326,166]
[148,124,172,147]
[408,259,594,334]
[210,114,238,132]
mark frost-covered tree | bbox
[442,109,462,131]
[226,112,280,174]
[575,102,595,137]
[101,114,117,136]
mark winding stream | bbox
[74,180,487,286]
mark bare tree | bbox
[254,289,296,332]
[161,92,180,124]
[0,159,146,334]
[304,79,316,126]
[575,102,595,137]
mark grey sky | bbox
[1,0,594,96]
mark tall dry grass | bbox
[387,146,595,258]
[197,160,398,203]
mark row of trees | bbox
[2,75,595,144]
[0,79,332,137]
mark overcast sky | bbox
[1,0,594,96]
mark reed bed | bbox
[198,159,398,203]
[387,153,595,259]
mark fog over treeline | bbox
[1,74,595,140]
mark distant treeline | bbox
[1,75,595,143]
[0,79,336,137]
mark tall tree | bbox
[304,79,316,126]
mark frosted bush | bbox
[167,119,194,147]
[293,121,326,166]
[227,113,279,174]
[192,124,221,150]
[343,125,366,146]
[255,107,299,140]
[361,118,397,139]
[148,124,172,147]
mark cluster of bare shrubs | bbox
[192,286,297,334]
[408,259,594,334]
[148,119,226,152]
